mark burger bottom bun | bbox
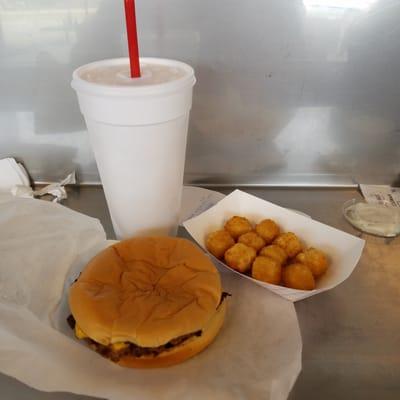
[117,301,227,369]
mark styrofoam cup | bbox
[71,58,196,239]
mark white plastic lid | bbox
[71,57,196,97]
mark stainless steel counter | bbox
[1,186,399,399]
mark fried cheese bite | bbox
[283,263,315,290]
[296,247,328,278]
[238,231,266,252]
[255,219,280,244]
[224,243,256,273]
[273,232,303,258]
[259,245,288,266]
[224,216,253,240]
[251,256,281,285]
[206,229,235,259]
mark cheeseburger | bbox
[68,237,228,368]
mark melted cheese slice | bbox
[74,324,129,351]
[111,342,129,351]
[75,324,88,340]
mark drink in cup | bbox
[71,58,196,239]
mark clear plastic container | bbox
[342,199,400,238]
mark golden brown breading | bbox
[224,216,253,239]
[205,229,235,259]
[296,247,328,278]
[224,243,256,273]
[273,232,303,258]
[255,219,280,244]
[259,245,288,265]
[251,256,281,285]
[238,231,266,252]
[282,263,315,290]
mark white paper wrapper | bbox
[0,158,30,190]
[360,184,400,208]
[0,194,301,400]
[179,186,225,224]
[183,189,366,302]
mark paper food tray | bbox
[183,189,365,302]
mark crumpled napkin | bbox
[0,158,30,191]
[0,158,75,202]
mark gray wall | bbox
[1,0,399,186]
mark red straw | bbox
[124,0,141,78]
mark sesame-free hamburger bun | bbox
[68,237,227,368]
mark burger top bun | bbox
[69,237,222,348]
